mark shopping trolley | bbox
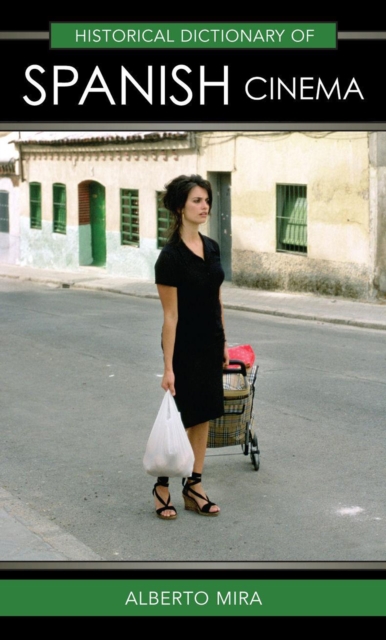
[208,359,260,470]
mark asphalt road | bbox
[1,279,385,561]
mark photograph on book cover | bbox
[0,20,385,571]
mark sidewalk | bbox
[1,262,386,331]
[1,261,386,562]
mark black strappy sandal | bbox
[182,472,220,517]
[152,477,177,520]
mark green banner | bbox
[50,23,336,50]
[0,579,385,616]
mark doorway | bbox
[78,181,106,267]
[208,172,232,281]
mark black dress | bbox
[155,232,225,429]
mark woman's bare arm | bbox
[157,284,178,395]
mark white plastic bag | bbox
[143,390,195,477]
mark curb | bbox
[222,303,386,331]
[1,270,386,332]
[0,487,104,561]
[69,280,386,330]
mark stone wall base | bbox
[232,250,373,300]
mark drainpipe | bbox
[16,132,24,182]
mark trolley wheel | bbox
[251,432,260,470]
[251,451,260,471]
[252,433,259,450]
[242,442,249,455]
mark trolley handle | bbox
[223,359,248,377]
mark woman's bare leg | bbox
[153,478,176,519]
[186,421,220,513]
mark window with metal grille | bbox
[30,182,42,229]
[0,191,9,232]
[53,183,66,234]
[276,184,307,254]
[156,190,171,249]
[121,189,139,246]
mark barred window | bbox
[121,189,139,246]
[276,184,307,254]
[0,191,9,233]
[30,182,42,229]
[53,183,66,234]
[156,190,171,249]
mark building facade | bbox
[12,130,386,299]
[0,133,20,264]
